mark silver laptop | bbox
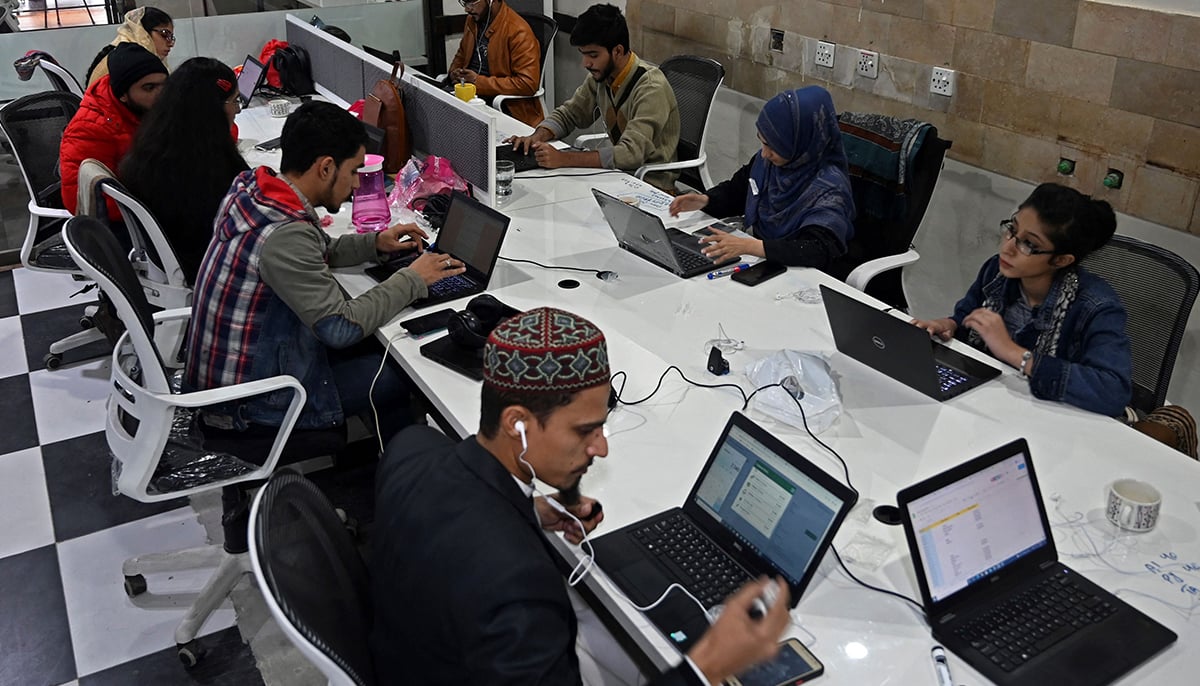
[591,188,735,278]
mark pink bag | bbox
[389,156,470,211]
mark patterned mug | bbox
[1104,479,1161,532]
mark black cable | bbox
[831,547,924,611]
[610,366,749,407]
[498,256,601,275]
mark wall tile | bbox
[1110,59,1200,129]
[780,0,835,40]
[1056,98,1155,157]
[1072,2,1171,62]
[981,126,1063,184]
[943,118,987,166]
[1128,165,1199,231]
[953,29,1029,84]
[1025,42,1115,105]
[991,0,1078,47]
[873,55,922,104]
[1166,15,1200,72]
[890,16,956,65]
[1146,120,1200,178]
[925,0,955,24]
[953,0,995,30]
[950,72,985,121]
[831,43,859,86]
[862,0,925,19]
[676,12,720,48]
[1096,154,1138,213]
[1054,143,1106,194]
[981,80,1062,138]
[829,4,892,52]
[641,2,676,35]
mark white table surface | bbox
[236,100,1200,685]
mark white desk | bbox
[236,100,1200,686]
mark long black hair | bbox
[85,7,174,84]
[120,57,248,281]
[1019,183,1117,261]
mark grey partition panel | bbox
[286,20,364,104]
[363,63,391,100]
[399,80,491,194]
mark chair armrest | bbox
[635,154,707,179]
[492,88,545,113]
[436,73,448,82]
[574,133,607,150]
[151,307,192,324]
[27,201,71,219]
[846,248,920,292]
[168,375,308,410]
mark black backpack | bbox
[271,45,315,96]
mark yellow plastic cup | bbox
[454,82,476,102]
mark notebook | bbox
[591,188,736,278]
[820,285,1001,400]
[898,439,1176,685]
[592,412,857,651]
[364,191,510,308]
[236,55,267,106]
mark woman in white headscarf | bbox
[85,6,174,88]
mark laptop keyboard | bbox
[632,513,750,609]
[936,363,970,392]
[672,245,714,273]
[955,568,1118,672]
[427,274,473,297]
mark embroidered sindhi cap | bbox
[484,307,609,393]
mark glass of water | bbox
[496,160,515,197]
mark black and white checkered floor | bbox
[0,267,264,686]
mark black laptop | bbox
[592,412,857,651]
[820,285,1001,400]
[592,188,736,278]
[496,144,541,172]
[365,191,510,308]
[898,439,1176,685]
[236,55,268,106]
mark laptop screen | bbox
[906,449,1048,602]
[437,193,509,277]
[692,423,846,587]
[237,56,265,104]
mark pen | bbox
[707,263,749,280]
[931,646,954,686]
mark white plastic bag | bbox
[745,350,841,434]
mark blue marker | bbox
[707,263,749,280]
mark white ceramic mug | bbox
[268,99,291,118]
[1105,479,1162,532]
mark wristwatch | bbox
[1019,349,1033,376]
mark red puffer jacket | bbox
[59,74,141,217]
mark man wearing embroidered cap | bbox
[372,307,790,685]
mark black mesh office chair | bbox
[492,13,558,119]
[1080,235,1200,414]
[637,55,725,192]
[250,469,376,686]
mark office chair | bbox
[1080,235,1200,414]
[636,55,724,191]
[0,91,110,369]
[40,59,86,98]
[837,113,952,310]
[61,216,346,668]
[250,469,377,686]
[492,13,557,120]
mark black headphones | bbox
[447,294,508,349]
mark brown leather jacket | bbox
[450,2,543,127]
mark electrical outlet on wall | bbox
[856,49,878,79]
[770,28,784,53]
[815,41,835,69]
[930,67,955,97]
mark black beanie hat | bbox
[108,43,167,98]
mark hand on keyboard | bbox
[698,228,763,264]
[407,252,466,286]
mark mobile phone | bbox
[727,638,824,686]
[400,308,455,335]
[731,260,786,286]
[254,137,282,152]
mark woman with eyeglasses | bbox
[85,7,174,88]
[910,182,1131,416]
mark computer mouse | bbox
[596,270,618,282]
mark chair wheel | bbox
[43,353,63,370]
[123,574,147,597]
[79,315,94,329]
[177,640,206,668]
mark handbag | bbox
[271,44,315,96]
[361,61,412,174]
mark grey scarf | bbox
[970,269,1080,359]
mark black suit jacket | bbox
[370,426,704,686]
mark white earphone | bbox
[514,419,527,451]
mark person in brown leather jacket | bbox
[449,0,544,127]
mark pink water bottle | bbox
[352,153,390,233]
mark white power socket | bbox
[856,49,878,79]
[930,67,955,97]
[815,41,835,69]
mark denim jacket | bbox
[951,255,1132,416]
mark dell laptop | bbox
[365,191,511,308]
[898,439,1176,685]
[820,285,1001,400]
[236,55,268,106]
[593,412,857,651]
[592,188,736,278]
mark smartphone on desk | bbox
[253,137,282,152]
[726,638,824,686]
[732,260,786,286]
[400,308,455,336]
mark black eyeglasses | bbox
[154,28,176,44]
[1000,218,1054,256]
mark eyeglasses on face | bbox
[999,218,1054,256]
[154,28,176,44]
[457,0,483,7]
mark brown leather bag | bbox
[361,62,411,174]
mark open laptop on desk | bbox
[592,188,736,278]
[898,439,1176,685]
[820,285,1000,400]
[364,191,510,308]
[496,144,541,172]
[592,412,857,651]
[236,55,268,107]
